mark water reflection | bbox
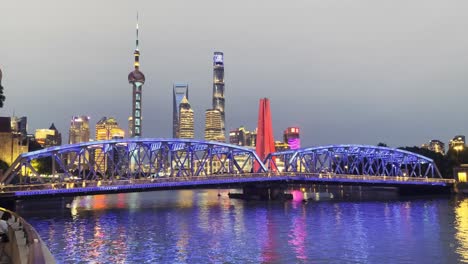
[15,190,467,263]
[455,198,468,262]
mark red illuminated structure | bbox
[255,98,276,171]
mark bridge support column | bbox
[229,184,292,200]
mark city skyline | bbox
[1,1,468,148]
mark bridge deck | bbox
[0,173,455,199]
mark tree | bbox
[0,83,5,108]
[0,159,8,172]
[398,146,456,179]
[377,142,388,147]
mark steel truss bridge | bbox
[0,140,454,199]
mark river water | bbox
[15,188,468,263]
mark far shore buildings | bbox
[0,117,28,168]
[95,117,125,172]
[34,123,62,148]
[178,96,194,139]
[204,109,225,142]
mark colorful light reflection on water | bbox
[15,190,468,263]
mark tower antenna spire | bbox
[136,12,139,50]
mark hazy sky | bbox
[1,1,468,148]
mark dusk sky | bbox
[1,1,468,148]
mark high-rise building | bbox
[95,117,125,173]
[449,135,465,151]
[428,140,445,155]
[204,109,225,142]
[173,83,189,138]
[0,117,28,166]
[69,116,90,144]
[128,116,133,137]
[10,116,27,139]
[178,96,194,139]
[255,98,275,171]
[275,141,290,152]
[283,127,301,150]
[212,52,225,140]
[229,126,257,147]
[35,123,61,148]
[49,123,62,146]
[128,14,145,137]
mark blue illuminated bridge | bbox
[0,139,455,200]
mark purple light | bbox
[288,138,301,150]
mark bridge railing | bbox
[0,207,55,264]
[0,172,455,194]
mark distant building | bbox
[204,109,225,142]
[69,116,90,144]
[128,16,145,137]
[173,83,189,138]
[428,140,445,154]
[34,123,61,148]
[128,116,133,137]
[283,127,301,150]
[0,117,28,166]
[449,135,465,151]
[212,52,225,139]
[10,116,27,139]
[229,126,257,147]
[275,141,290,152]
[95,117,125,172]
[178,96,194,139]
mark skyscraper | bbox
[95,117,125,173]
[128,14,145,137]
[178,96,194,139]
[283,127,301,150]
[229,126,256,147]
[255,98,275,171]
[204,109,224,142]
[173,83,189,138]
[212,52,225,140]
[69,116,90,145]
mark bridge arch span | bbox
[1,138,267,185]
[265,144,442,178]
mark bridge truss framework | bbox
[1,138,267,185]
[265,145,442,178]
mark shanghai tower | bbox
[212,52,225,139]
[128,14,145,137]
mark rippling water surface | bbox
[15,190,468,263]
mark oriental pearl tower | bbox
[128,13,145,137]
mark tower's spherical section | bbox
[128,69,145,84]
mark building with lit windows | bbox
[0,117,28,167]
[212,52,225,140]
[178,96,194,139]
[429,140,445,155]
[283,127,301,150]
[173,83,189,138]
[10,116,27,139]
[35,123,61,148]
[449,135,465,151]
[229,126,257,147]
[69,116,90,144]
[204,109,224,142]
[128,15,145,137]
[95,117,125,172]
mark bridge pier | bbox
[229,184,292,200]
